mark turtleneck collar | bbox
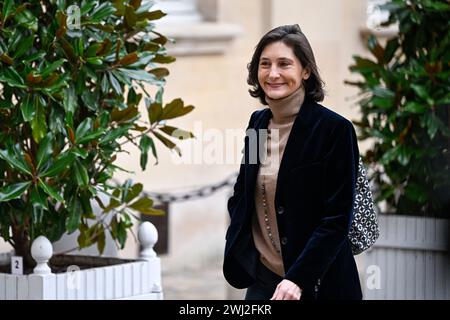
[265,85,305,125]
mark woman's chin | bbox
[266,92,288,100]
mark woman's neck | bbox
[265,86,305,125]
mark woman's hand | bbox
[270,279,302,300]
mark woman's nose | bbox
[268,67,280,79]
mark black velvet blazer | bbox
[223,96,362,300]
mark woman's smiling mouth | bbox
[267,83,286,88]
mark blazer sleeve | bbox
[284,119,359,293]
[227,110,261,219]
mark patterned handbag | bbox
[348,157,380,255]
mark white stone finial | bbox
[138,221,158,260]
[31,235,53,274]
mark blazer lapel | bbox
[275,97,314,196]
[244,108,271,202]
[244,97,316,205]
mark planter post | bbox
[138,221,158,260]
[31,236,53,275]
[138,222,162,296]
[28,236,56,300]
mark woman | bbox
[223,24,362,300]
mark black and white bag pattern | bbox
[348,157,380,255]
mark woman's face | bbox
[257,41,310,100]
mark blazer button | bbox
[277,206,284,215]
[281,237,288,245]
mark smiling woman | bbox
[223,24,363,301]
[257,42,309,102]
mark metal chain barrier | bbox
[144,172,238,203]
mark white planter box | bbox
[362,214,450,300]
[0,222,163,300]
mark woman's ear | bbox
[303,68,311,80]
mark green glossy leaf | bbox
[13,34,34,59]
[117,68,156,82]
[97,225,106,254]
[86,57,103,65]
[139,207,165,216]
[129,197,152,211]
[0,182,31,202]
[59,37,77,63]
[124,183,143,202]
[98,124,132,145]
[121,179,132,202]
[31,101,47,143]
[41,59,66,78]
[66,195,81,233]
[103,189,121,213]
[15,9,38,32]
[411,84,429,101]
[72,147,88,159]
[116,220,127,249]
[383,38,399,63]
[20,94,34,122]
[0,67,26,88]
[139,135,151,170]
[76,130,105,144]
[397,145,411,166]
[137,10,166,21]
[0,148,32,175]
[38,179,64,203]
[124,5,137,28]
[100,74,109,93]
[372,97,394,109]
[130,196,164,215]
[22,51,46,63]
[404,102,427,113]
[425,113,440,139]
[2,0,14,21]
[30,185,48,209]
[108,71,122,95]
[153,131,181,156]
[148,102,162,124]
[152,54,176,64]
[73,160,89,187]
[75,118,93,143]
[372,86,395,99]
[36,133,53,170]
[80,1,97,15]
[39,152,75,177]
[111,106,138,122]
[349,57,378,73]
[162,98,194,120]
[63,85,77,114]
[81,90,99,111]
[90,2,116,22]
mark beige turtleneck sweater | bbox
[252,86,305,277]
